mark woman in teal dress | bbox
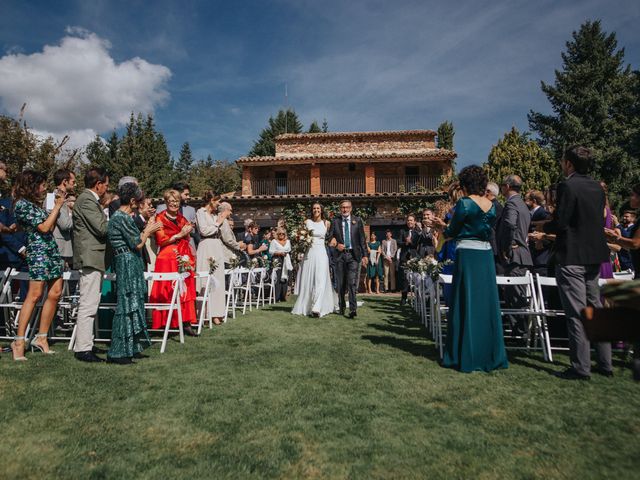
[431,165,508,373]
[106,183,161,364]
[366,232,383,294]
[11,170,65,360]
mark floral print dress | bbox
[14,198,62,281]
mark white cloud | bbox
[0,27,171,147]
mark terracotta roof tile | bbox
[237,148,456,164]
[276,129,437,141]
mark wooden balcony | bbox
[376,175,438,193]
[248,175,439,196]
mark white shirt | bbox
[89,189,100,202]
[385,240,392,257]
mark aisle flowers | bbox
[208,257,219,274]
[175,249,194,274]
[227,254,241,269]
[406,255,452,281]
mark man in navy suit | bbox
[525,190,552,276]
[326,200,368,317]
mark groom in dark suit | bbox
[326,200,368,317]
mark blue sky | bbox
[1,0,639,169]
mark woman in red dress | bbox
[150,189,197,336]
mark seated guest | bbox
[269,227,292,302]
[150,189,197,336]
[106,183,161,364]
[11,170,66,360]
[430,165,508,373]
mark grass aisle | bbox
[1,296,639,479]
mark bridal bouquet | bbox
[292,223,314,261]
[208,257,219,274]
[175,250,194,274]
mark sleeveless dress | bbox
[292,219,336,317]
[367,241,383,279]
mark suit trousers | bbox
[383,258,396,292]
[74,267,103,353]
[335,251,359,313]
[555,264,612,375]
[502,263,530,334]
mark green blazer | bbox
[73,189,109,271]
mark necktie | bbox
[344,217,351,249]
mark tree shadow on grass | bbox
[361,334,441,361]
[366,322,427,339]
[507,350,565,376]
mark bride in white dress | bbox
[292,203,336,317]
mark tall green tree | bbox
[484,127,558,193]
[188,154,241,197]
[528,20,640,207]
[321,119,329,133]
[308,120,322,133]
[437,121,455,150]
[175,142,194,178]
[248,109,303,156]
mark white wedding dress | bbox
[292,219,336,317]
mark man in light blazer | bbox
[544,146,612,380]
[381,230,398,292]
[496,174,533,336]
[326,200,368,318]
[72,167,110,363]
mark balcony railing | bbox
[376,175,438,193]
[252,177,310,195]
[320,176,366,194]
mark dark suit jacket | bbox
[489,198,503,256]
[496,193,533,266]
[0,197,27,269]
[326,215,367,262]
[416,229,435,257]
[398,229,420,263]
[529,206,552,267]
[543,173,609,265]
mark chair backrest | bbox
[438,274,453,284]
[613,271,635,281]
[495,275,532,286]
[535,275,557,287]
[144,272,184,282]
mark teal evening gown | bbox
[441,197,508,373]
[107,211,151,358]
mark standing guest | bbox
[49,169,76,270]
[485,181,503,271]
[195,191,224,325]
[436,185,464,305]
[599,181,621,280]
[430,165,508,373]
[0,193,27,274]
[217,202,246,263]
[398,214,420,306]
[269,227,293,302]
[418,209,436,257]
[106,184,161,364]
[525,190,552,276]
[616,210,637,271]
[240,219,254,243]
[108,176,138,216]
[544,146,612,380]
[11,170,65,360]
[366,232,383,294]
[381,230,397,293]
[496,175,533,337]
[156,182,198,249]
[133,196,156,270]
[73,167,110,363]
[247,222,268,258]
[150,189,197,336]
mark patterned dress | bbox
[14,198,62,281]
[107,210,151,358]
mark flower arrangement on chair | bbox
[208,257,219,274]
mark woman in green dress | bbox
[106,183,161,365]
[430,165,508,373]
[366,232,383,294]
[11,170,65,360]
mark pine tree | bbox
[484,127,558,193]
[437,121,455,150]
[188,154,241,197]
[321,119,329,133]
[175,142,194,178]
[248,109,303,156]
[528,20,640,208]
[308,120,322,133]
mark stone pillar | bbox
[365,165,375,194]
[241,167,252,196]
[310,165,321,195]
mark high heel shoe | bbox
[30,333,56,354]
[11,336,28,361]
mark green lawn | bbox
[1,296,638,479]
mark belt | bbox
[201,233,221,239]
[113,246,132,256]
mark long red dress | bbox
[150,211,197,328]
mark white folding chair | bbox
[224,268,239,321]
[145,271,186,353]
[0,269,45,343]
[196,271,213,335]
[434,273,452,359]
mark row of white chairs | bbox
[408,269,635,362]
[0,264,281,354]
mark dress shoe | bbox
[400,298,407,306]
[183,325,198,337]
[107,356,134,365]
[593,367,614,378]
[75,351,105,363]
[311,312,320,318]
[554,368,590,381]
[348,311,357,319]
[92,346,108,355]
[338,309,345,316]
[133,352,149,359]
